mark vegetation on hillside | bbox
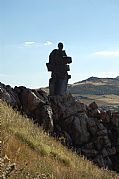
[73,94,119,107]
[69,77,119,95]
[0,101,119,178]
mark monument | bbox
[46,42,72,95]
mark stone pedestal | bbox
[49,78,68,96]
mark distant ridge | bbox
[74,76,119,84]
[69,76,119,95]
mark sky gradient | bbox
[0,0,119,88]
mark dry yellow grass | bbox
[73,94,119,105]
[0,101,119,178]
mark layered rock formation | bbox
[0,82,119,172]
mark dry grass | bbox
[73,94,119,105]
[0,101,119,179]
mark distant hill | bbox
[69,76,119,95]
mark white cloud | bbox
[93,50,119,57]
[43,41,53,46]
[21,41,53,48]
[23,41,37,47]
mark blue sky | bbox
[0,0,119,88]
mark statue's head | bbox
[58,42,63,50]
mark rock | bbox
[107,147,116,156]
[94,136,107,150]
[97,129,108,136]
[49,94,87,120]
[93,155,112,169]
[87,102,101,119]
[87,118,98,136]
[14,86,44,114]
[102,148,108,157]
[100,111,111,123]
[89,101,98,110]
[15,86,54,132]
[70,114,90,146]
[83,142,94,150]
[111,112,119,127]
[0,82,20,108]
[41,105,53,132]
[81,148,98,157]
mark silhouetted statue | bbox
[46,42,72,95]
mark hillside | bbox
[1,101,119,179]
[69,76,119,95]
[42,77,119,105]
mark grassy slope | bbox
[0,101,119,179]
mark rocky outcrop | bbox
[0,82,20,108]
[49,96,119,172]
[0,82,119,172]
[0,83,53,132]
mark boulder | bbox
[14,86,53,132]
[0,82,20,108]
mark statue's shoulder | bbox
[49,49,58,63]
[50,49,57,56]
[49,49,58,58]
[50,49,57,54]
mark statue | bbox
[46,42,72,95]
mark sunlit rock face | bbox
[0,82,53,133]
